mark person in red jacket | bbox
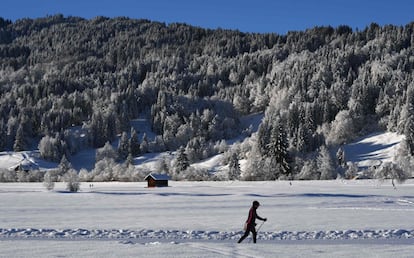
[238,200,267,243]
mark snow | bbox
[343,132,404,169]
[1,180,414,257]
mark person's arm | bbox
[256,213,267,221]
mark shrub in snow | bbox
[64,169,80,192]
[374,162,409,189]
[43,170,58,190]
[0,168,17,182]
[182,167,210,181]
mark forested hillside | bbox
[1,15,414,181]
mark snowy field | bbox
[1,180,414,257]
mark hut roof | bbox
[144,173,171,181]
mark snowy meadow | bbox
[1,180,414,257]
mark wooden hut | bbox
[144,173,170,187]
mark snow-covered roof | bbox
[144,173,171,181]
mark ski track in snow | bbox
[1,228,414,243]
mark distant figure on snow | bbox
[238,200,267,243]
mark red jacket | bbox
[246,206,264,226]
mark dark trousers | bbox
[238,224,257,243]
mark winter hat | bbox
[253,200,260,207]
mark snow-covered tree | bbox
[96,142,117,162]
[58,155,72,177]
[64,169,80,192]
[228,152,241,180]
[117,131,129,160]
[297,159,318,180]
[13,124,25,151]
[403,85,414,155]
[266,119,291,179]
[128,128,141,157]
[140,133,149,154]
[92,157,117,181]
[326,110,354,146]
[43,170,58,190]
[374,162,409,189]
[336,146,346,168]
[174,146,190,174]
[38,134,66,162]
[317,145,336,180]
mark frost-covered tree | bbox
[336,146,346,168]
[228,152,241,180]
[296,159,315,180]
[43,170,58,190]
[58,155,72,177]
[13,124,25,151]
[140,133,149,154]
[175,146,190,174]
[155,157,169,174]
[64,169,80,192]
[327,110,354,146]
[96,142,117,162]
[0,120,6,151]
[117,131,129,160]
[403,84,414,155]
[128,128,140,157]
[242,142,266,181]
[374,162,409,189]
[38,134,66,162]
[92,157,117,181]
[317,145,336,180]
[78,168,92,182]
[257,119,271,156]
[266,118,291,179]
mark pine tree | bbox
[0,119,6,151]
[267,119,291,179]
[124,152,134,167]
[117,132,129,160]
[175,146,189,174]
[140,133,149,154]
[13,124,25,152]
[403,84,414,155]
[129,128,140,156]
[257,120,271,156]
[336,146,346,167]
[58,155,72,176]
[228,152,241,180]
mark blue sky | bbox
[2,0,413,34]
